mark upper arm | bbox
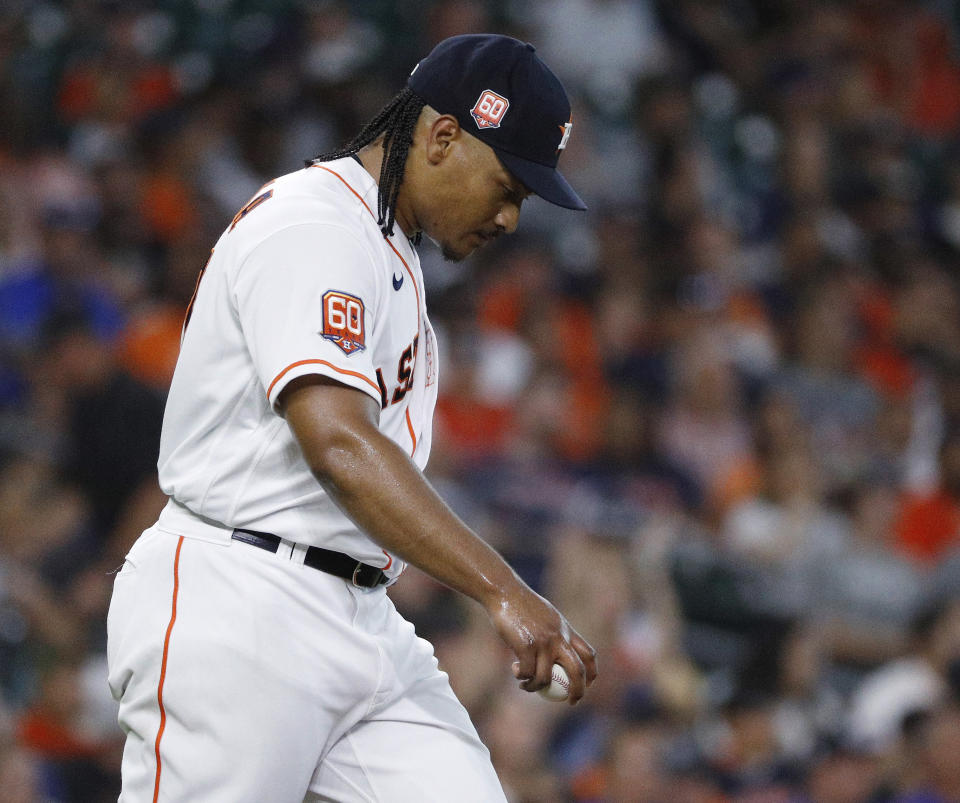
[233,222,384,411]
[279,374,382,481]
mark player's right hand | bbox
[485,584,597,705]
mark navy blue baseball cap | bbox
[408,34,587,211]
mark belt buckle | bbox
[351,563,367,588]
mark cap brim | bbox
[494,150,587,211]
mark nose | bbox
[494,202,521,235]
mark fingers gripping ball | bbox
[538,664,571,702]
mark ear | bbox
[424,115,462,166]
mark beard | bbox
[424,231,473,263]
[440,241,468,262]
[435,234,475,262]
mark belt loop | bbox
[290,542,309,564]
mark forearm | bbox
[282,378,597,701]
[285,387,521,608]
[324,431,521,606]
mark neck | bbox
[357,143,417,239]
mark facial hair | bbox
[441,242,468,262]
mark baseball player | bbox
[107,34,596,801]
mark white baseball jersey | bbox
[110,157,505,802]
[156,156,439,580]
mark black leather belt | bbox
[231,528,388,588]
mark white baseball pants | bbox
[107,526,507,802]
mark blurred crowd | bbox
[3,0,960,800]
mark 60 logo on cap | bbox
[322,290,366,354]
[471,89,509,130]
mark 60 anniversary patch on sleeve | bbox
[321,290,366,354]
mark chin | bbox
[440,241,472,263]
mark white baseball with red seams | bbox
[538,664,571,701]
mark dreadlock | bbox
[307,88,426,243]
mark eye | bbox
[501,185,524,206]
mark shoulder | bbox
[230,161,381,251]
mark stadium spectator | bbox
[1,1,960,799]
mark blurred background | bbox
[2,0,960,800]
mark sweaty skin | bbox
[281,377,596,703]
[281,112,597,701]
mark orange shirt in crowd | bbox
[17,711,104,761]
[118,302,184,389]
[895,488,960,565]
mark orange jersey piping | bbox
[309,164,422,312]
[268,358,380,400]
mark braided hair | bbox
[308,88,426,242]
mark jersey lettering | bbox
[229,185,274,232]
[392,343,414,404]
[321,290,366,355]
[182,249,215,335]
[386,335,420,406]
[375,368,389,410]
[424,320,436,387]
